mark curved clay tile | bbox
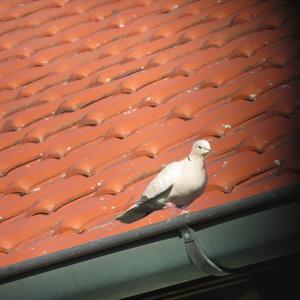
[0,0,299,268]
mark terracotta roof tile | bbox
[0,0,300,268]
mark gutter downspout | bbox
[180,225,231,276]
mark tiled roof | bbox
[0,0,299,268]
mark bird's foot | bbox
[163,202,177,209]
[180,208,190,215]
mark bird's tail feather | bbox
[116,204,153,224]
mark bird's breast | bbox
[171,167,206,198]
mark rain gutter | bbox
[0,184,299,299]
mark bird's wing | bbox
[142,161,182,200]
[116,162,182,223]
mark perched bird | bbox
[116,139,211,223]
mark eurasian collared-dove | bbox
[116,140,211,223]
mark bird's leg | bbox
[163,202,177,209]
[163,202,180,218]
[164,202,190,215]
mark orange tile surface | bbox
[0,0,300,267]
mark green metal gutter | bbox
[0,185,299,299]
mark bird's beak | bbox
[201,148,211,158]
[204,147,211,153]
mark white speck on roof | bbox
[249,94,256,100]
[274,160,281,166]
[222,124,231,129]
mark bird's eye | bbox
[198,146,202,149]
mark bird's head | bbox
[191,139,211,158]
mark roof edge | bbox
[0,184,299,280]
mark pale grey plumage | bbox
[116,140,211,223]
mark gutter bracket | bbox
[180,225,230,277]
